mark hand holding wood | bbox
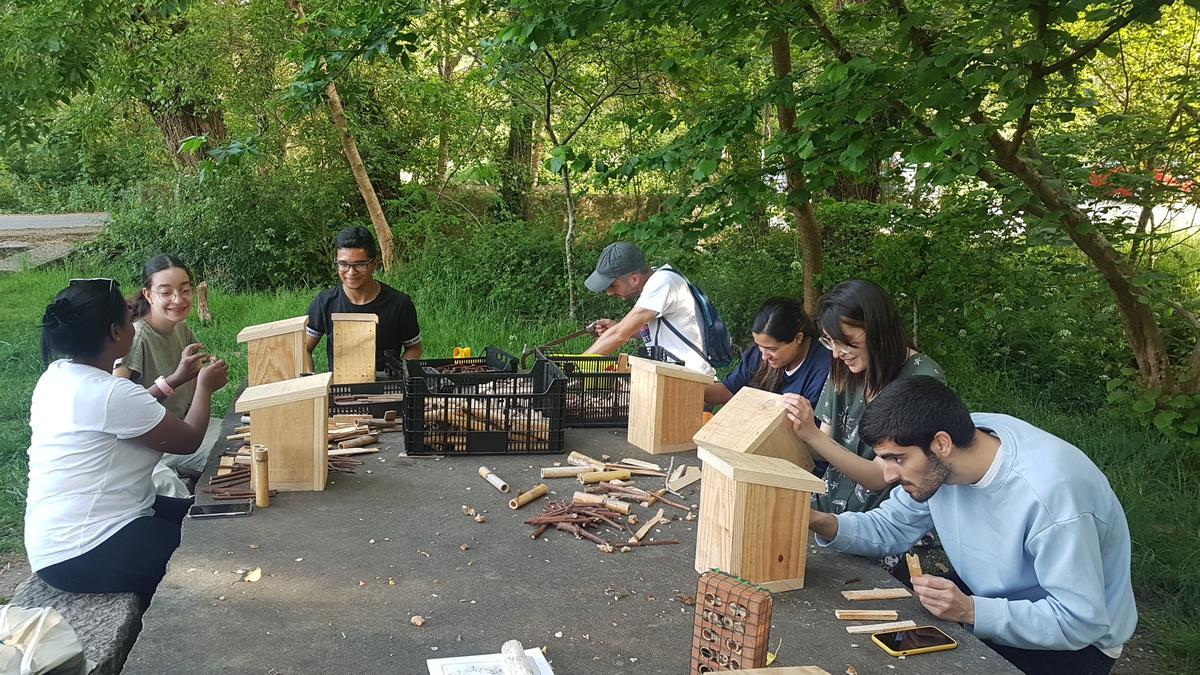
[172,342,209,384]
[781,393,821,442]
[196,358,229,393]
[911,574,975,625]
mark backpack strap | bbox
[657,316,707,363]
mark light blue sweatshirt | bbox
[820,413,1137,655]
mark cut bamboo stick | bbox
[841,588,912,601]
[578,469,631,485]
[509,483,548,510]
[252,445,270,508]
[571,491,631,515]
[906,552,923,578]
[338,434,378,449]
[326,447,380,458]
[845,620,917,635]
[835,610,899,621]
[540,465,592,479]
[479,467,511,494]
[567,451,605,469]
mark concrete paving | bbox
[125,415,1014,674]
[0,213,107,230]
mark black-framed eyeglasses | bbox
[334,259,375,273]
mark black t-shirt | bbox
[306,282,421,370]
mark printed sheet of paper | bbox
[427,647,554,675]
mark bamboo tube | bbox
[572,491,632,515]
[566,451,605,469]
[508,483,548,510]
[479,467,511,494]
[577,469,631,485]
[338,434,377,449]
[252,445,270,508]
[540,465,592,479]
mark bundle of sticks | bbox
[525,499,679,553]
[430,363,497,374]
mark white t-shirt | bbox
[25,360,166,570]
[635,265,716,377]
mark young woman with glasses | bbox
[782,280,945,515]
[27,278,227,604]
[113,255,215,494]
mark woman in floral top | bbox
[782,279,944,515]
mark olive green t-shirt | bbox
[123,318,198,418]
[812,353,944,514]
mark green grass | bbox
[0,263,1197,670]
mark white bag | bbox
[0,606,91,675]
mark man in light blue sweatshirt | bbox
[802,376,1136,675]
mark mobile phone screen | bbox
[875,626,956,652]
[188,502,253,518]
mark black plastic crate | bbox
[536,346,682,428]
[403,358,566,455]
[383,346,518,379]
[329,379,405,419]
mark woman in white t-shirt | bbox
[26,278,228,603]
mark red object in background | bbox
[1089,166,1195,199]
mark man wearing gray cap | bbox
[582,242,716,377]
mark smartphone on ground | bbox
[187,502,253,519]
[871,625,958,657]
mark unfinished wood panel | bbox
[627,355,708,454]
[735,669,831,675]
[846,620,917,635]
[841,588,913,601]
[247,398,328,491]
[237,316,308,343]
[245,331,305,386]
[694,463,742,573]
[835,610,899,621]
[694,387,814,471]
[698,447,826,495]
[332,313,378,384]
[739,483,811,587]
[236,373,332,412]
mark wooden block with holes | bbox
[237,316,308,387]
[331,312,378,385]
[691,571,773,674]
[627,356,712,454]
[695,446,827,592]
[235,373,332,492]
[693,386,814,471]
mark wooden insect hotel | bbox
[331,313,378,385]
[235,373,333,492]
[693,387,814,471]
[626,356,711,454]
[695,446,827,592]
[236,316,308,387]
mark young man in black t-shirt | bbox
[304,227,422,373]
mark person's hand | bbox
[171,343,209,385]
[782,393,821,442]
[592,319,615,336]
[196,358,228,394]
[912,575,976,624]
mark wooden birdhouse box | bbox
[626,356,712,454]
[331,313,378,385]
[235,373,333,492]
[693,387,814,472]
[236,316,309,387]
[695,446,827,592]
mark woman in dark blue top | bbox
[705,297,832,406]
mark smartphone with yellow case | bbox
[871,625,958,657]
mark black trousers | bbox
[37,495,191,605]
[941,571,1117,675]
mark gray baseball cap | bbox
[586,242,647,292]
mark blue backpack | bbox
[656,267,736,369]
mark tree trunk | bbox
[988,137,1173,390]
[145,100,228,168]
[287,0,395,271]
[531,130,544,187]
[435,54,460,188]
[561,166,579,321]
[770,28,824,317]
[500,100,534,219]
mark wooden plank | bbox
[698,446,826,494]
[329,312,379,322]
[327,447,380,458]
[248,397,328,491]
[246,331,305,386]
[654,374,706,452]
[237,316,308,343]
[332,314,377,385]
[835,609,899,621]
[739,482,810,587]
[840,587,913,601]
[694,387,814,471]
[627,355,715,384]
[629,508,665,543]
[845,620,917,635]
[733,669,831,675]
[236,373,332,413]
[694,463,742,574]
[666,465,702,491]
